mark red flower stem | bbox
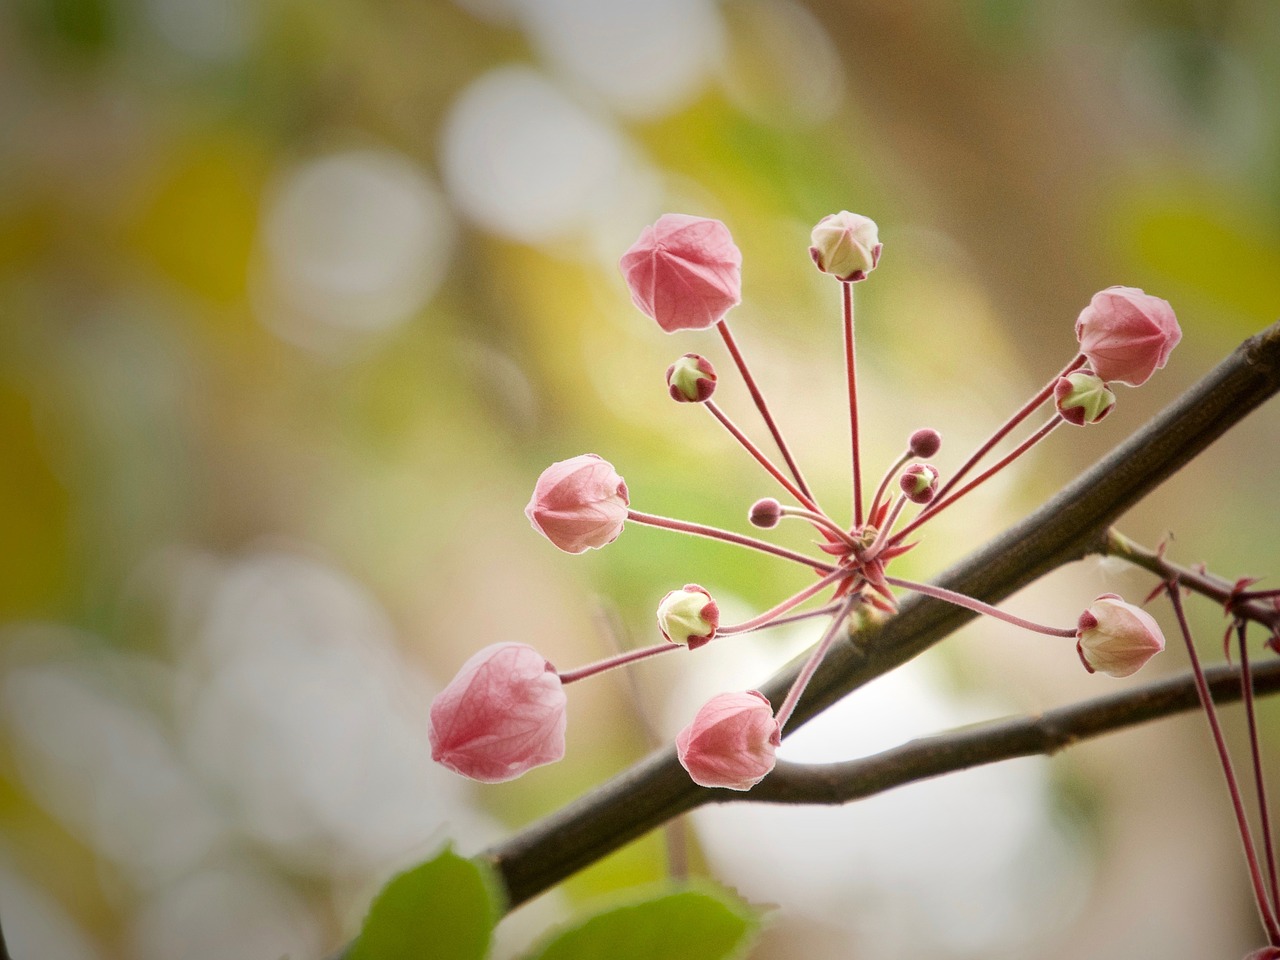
[779,507,856,545]
[1240,589,1280,602]
[884,575,1077,637]
[704,400,822,515]
[626,510,835,573]
[773,596,859,733]
[892,414,1063,544]
[868,450,911,523]
[1167,584,1280,945]
[866,496,908,558]
[716,320,814,501]
[759,601,844,630]
[931,354,1085,505]
[719,568,853,636]
[842,281,864,528]
[558,641,681,685]
[1238,620,1280,916]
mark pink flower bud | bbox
[1075,286,1181,386]
[749,497,782,528]
[429,643,567,783]
[908,427,942,459]
[676,690,780,791]
[525,454,629,554]
[1076,594,1166,678]
[809,211,882,282]
[1054,370,1116,425]
[619,214,742,333]
[900,463,939,504]
[657,584,719,649]
[666,353,717,403]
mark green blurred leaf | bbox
[349,846,502,960]
[523,886,760,960]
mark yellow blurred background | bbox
[3,0,1280,957]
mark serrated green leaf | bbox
[349,845,502,960]
[523,886,760,960]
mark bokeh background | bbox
[3,0,1280,957]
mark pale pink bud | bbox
[1076,594,1166,678]
[619,214,742,333]
[900,463,939,504]
[809,211,882,282]
[1075,286,1181,386]
[525,454,629,554]
[676,690,780,791]
[1054,370,1116,425]
[429,643,567,783]
[657,584,719,649]
[666,353,717,403]
[908,427,942,459]
[749,497,782,528]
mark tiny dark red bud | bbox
[750,498,782,528]
[908,428,942,459]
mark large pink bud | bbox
[1075,286,1181,386]
[429,643,567,783]
[676,690,780,791]
[619,214,742,333]
[809,211,882,282]
[1076,595,1166,678]
[525,454,629,554]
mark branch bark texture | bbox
[485,321,1280,911]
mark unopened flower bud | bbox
[666,353,717,403]
[429,643,567,783]
[809,211,882,282]
[749,498,782,529]
[619,214,742,332]
[1075,286,1181,386]
[1076,594,1165,678]
[1055,371,1116,425]
[657,584,719,649]
[676,690,780,790]
[908,428,942,459]
[900,463,939,504]
[525,454,629,554]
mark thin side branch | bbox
[750,658,1280,803]
[1102,528,1280,636]
[484,321,1280,910]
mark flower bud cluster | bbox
[428,211,1184,793]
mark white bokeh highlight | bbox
[256,148,454,350]
[441,66,643,244]
[516,0,724,118]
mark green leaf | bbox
[349,845,502,960]
[523,886,761,960]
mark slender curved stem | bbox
[884,575,1077,637]
[1238,621,1280,917]
[719,568,852,636]
[868,450,911,523]
[626,510,834,572]
[772,597,858,732]
[779,507,856,545]
[843,281,864,527]
[717,320,814,500]
[558,642,681,685]
[930,354,1084,505]
[705,400,822,514]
